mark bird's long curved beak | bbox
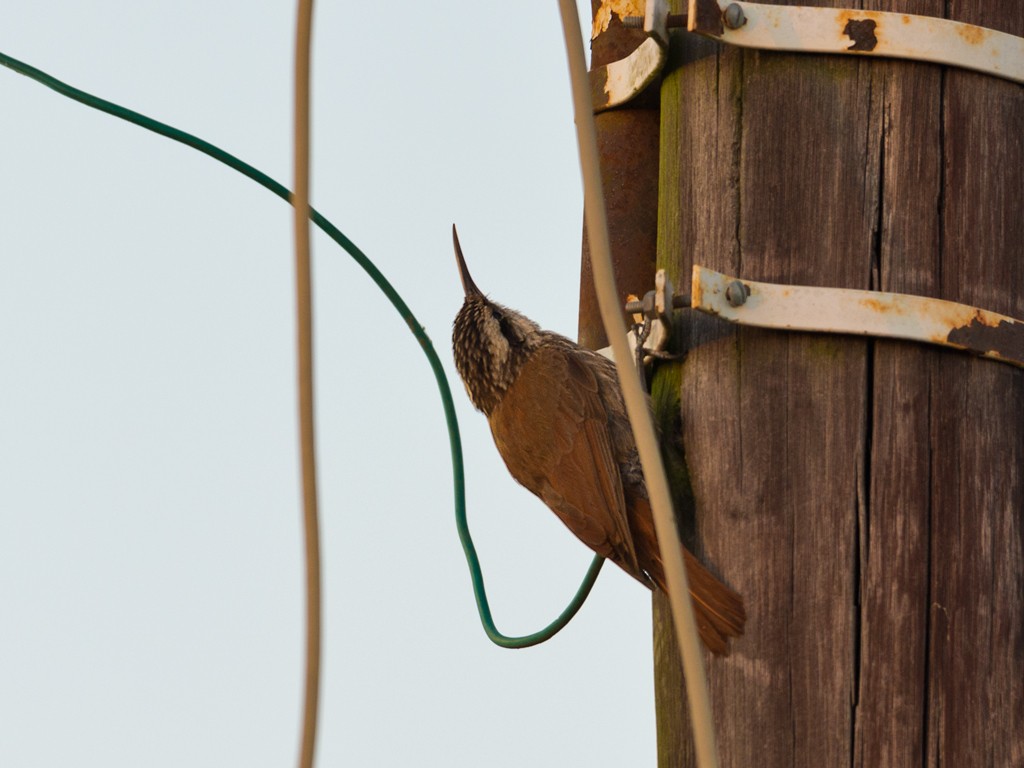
[452,224,482,297]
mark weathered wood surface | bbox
[652,1,1024,766]
[578,0,661,351]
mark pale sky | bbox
[0,3,659,766]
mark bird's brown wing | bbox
[488,344,643,579]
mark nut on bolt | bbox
[725,280,749,307]
[723,3,746,29]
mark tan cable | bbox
[554,3,720,767]
[293,2,321,768]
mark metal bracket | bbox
[597,268,677,370]
[591,0,670,112]
[689,0,1024,85]
[692,266,1024,368]
[627,268,676,360]
[594,0,1023,111]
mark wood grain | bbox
[652,1,1024,765]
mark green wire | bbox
[0,49,603,649]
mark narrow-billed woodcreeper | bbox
[450,226,745,654]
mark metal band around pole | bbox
[688,0,1024,84]
[692,266,1024,368]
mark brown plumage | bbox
[450,225,745,655]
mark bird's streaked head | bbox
[451,225,541,415]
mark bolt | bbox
[624,291,656,317]
[625,292,691,314]
[723,3,746,29]
[673,294,691,309]
[725,280,748,307]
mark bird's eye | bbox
[498,314,519,343]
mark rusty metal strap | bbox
[592,1,1020,111]
[692,266,1024,368]
[591,0,670,112]
[689,0,1024,84]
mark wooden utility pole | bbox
[584,1,1023,765]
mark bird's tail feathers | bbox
[650,549,746,656]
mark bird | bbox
[450,225,745,655]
